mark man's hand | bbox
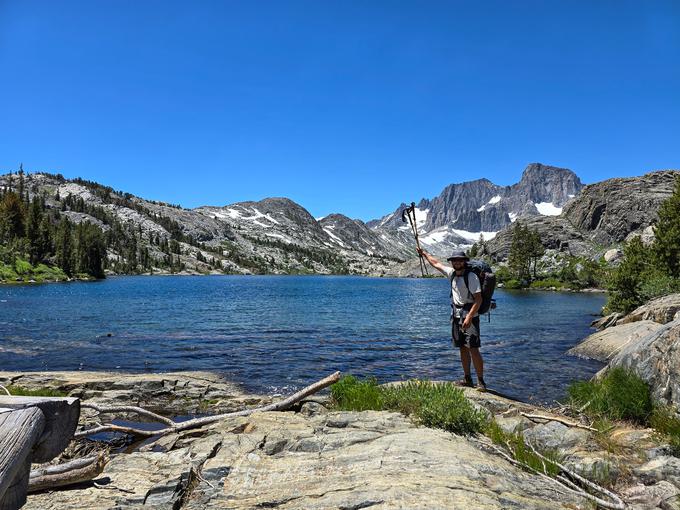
[417,248,425,257]
[462,316,473,330]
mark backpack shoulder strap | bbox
[463,268,472,300]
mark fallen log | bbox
[519,412,598,432]
[0,407,46,510]
[0,396,80,462]
[75,371,341,440]
[28,453,108,493]
[0,397,82,510]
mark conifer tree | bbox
[0,191,26,241]
[606,236,650,314]
[653,176,680,278]
[55,219,75,276]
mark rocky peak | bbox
[512,163,583,207]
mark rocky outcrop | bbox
[487,170,680,261]
[3,370,677,509]
[606,319,680,410]
[563,171,678,246]
[567,320,664,362]
[619,293,680,325]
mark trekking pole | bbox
[409,205,429,277]
[402,203,428,277]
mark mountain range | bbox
[1,163,676,276]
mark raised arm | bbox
[417,248,448,275]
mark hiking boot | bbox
[455,375,474,387]
[477,378,487,392]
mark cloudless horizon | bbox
[1,1,679,221]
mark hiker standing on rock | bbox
[417,249,486,391]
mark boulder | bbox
[606,319,680,410]
[567,320,663,362]
[591,312,624,330]
[619,293,680,325]
[603,248,623,263]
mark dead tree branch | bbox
[75,371,341,440]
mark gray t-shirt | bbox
[443,267,481,317]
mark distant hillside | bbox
[2,164,673,280]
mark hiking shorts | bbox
[452,315,481,349]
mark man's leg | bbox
[469,348,484,380]
[459,346,472,377]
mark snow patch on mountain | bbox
[450,229,498,243]
[535,202,562,216]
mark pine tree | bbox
[26,197,43,264]
[17,165,25,203]
[75,222,106,278]
[508,222,531,281]
[55,219,75,276]
[606,237,650,314]
[653,176,680,278]
[0,191,26,242]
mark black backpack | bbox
[449,259,497,315]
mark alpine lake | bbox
[1,275,606,404]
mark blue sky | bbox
[1,1,678,221]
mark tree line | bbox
[0,168,106,278]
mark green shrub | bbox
[0,263,18,280]
[383,380,490,435]
[14,258,32,275]
[529,278,565,289]
[568,367,653,423]
[330,375,384,411]
[331,376,489,435]
[503,279,524,289]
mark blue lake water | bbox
[0,276,606,404]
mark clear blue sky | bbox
[1,1,678,221]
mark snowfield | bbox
[534,202,562,216]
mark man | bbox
[417,248,486,390]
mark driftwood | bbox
[0,396,81,461]
[519,412,598,432]
[0,397,81,510]
[75,371,341,440]
[472,436,625,510]
[28,453,108,493]
[0,407,46,510]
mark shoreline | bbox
[6,369,676,509]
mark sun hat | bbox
[446,250,469,261]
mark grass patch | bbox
[330,376,489,435]
[568,367,653,423]
[650,405,680,456]
[485,420,562,477]
[529,278,567,290]
[6,385,68,397]
[570,368,680,456]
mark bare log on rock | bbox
[0,396,80,462]
[28,453,108,493]
[75,371,341,440]
[81,403,175,426]
[0,407,46,510]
